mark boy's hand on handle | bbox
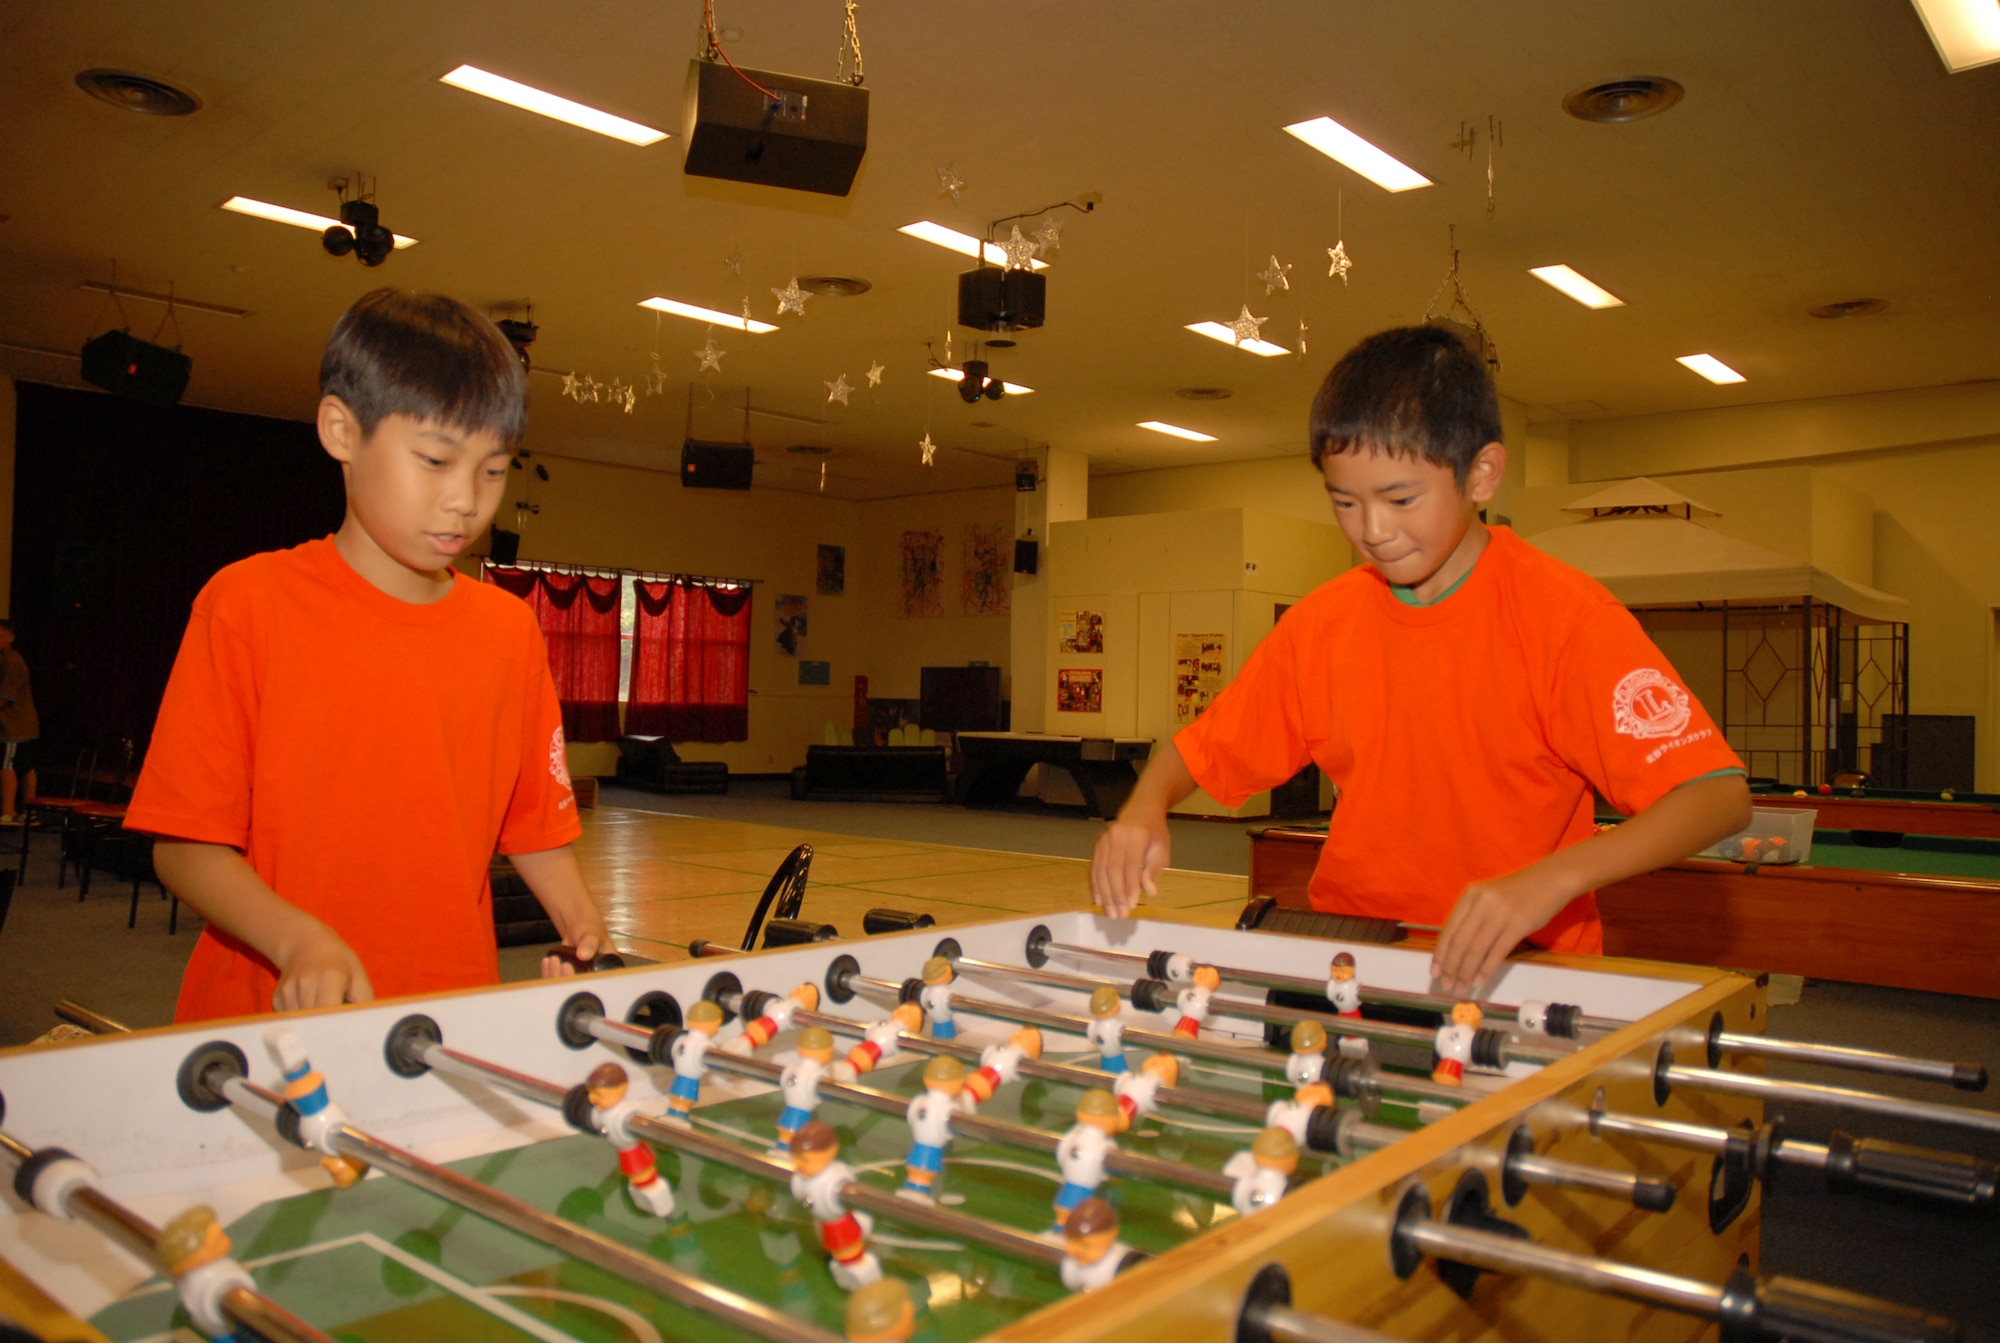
[1091,814,1171,919]
[1430,870,1568,996]
[272,921,374,1011]
[540,932,606,979]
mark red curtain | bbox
[626,580,752,742]
[485,566,623,743]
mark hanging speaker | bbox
[80,329,192,406]
[681,439,755,490]
[488,528,521,564]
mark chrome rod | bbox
[1713,1032,1987,1092]
[1591,1108,1732,1156]
[1253,1302,1407,1343]
[1404,1220,1726,1317]
[1506,1153,1664,1203]
[1665,1063,2000,1138]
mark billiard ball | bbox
[1793,789,1808,797]
[1818,784,1833,796]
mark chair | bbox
[62,739,135,899]
[0,869,16,937]
[15,742,99,885]
[123,835,178,933]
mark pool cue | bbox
[180,1044,845,1343]
[560,994,1243,1203]
[383,1013,1069,1272]
[0,1125,334,1343]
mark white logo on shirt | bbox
[1611,668,1692,741]
[550,727,573,794]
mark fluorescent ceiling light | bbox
[638,297,778,334]
[1529,264,1624,309]
[1908,0,2000,71]
[440,65,668,144]
[897,221,1048,271]
[1281,116,1432,192]
[1676,353,1746,385]
[1138,421,1216,442]
[219,196,419,248]
[928,366,1034,395]
[1184,321,1289,358]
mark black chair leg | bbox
[128,875,140,930]
[168,893,179,935]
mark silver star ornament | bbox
[773,277,811,317]
[1258,254,1293,295]
[1228,304,1267,347]
[695,338,725,373]
[919,432,937,466]
[1033,217,1063,256]
[1327,240,1352,284]
[1000,224,1038,272]
[866,361,885,388]
[936,165,965,202]
[825,373,853,405]
[723,249,744,278]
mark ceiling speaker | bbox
[682,60,868,197]
[681,440,755,490]
[80,329,191,406]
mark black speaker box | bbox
[80,329,192,406]
[958,267,1046,333]
[682,59,868,197]
[681,439,755,490]
[488,527,521,564]
[1013,539,1038,574]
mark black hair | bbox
[1308,325,1502,485]
[319,289,528,442]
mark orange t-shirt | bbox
[1177,527,1743,953]
[126,537,581,1022]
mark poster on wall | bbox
[898,530,944,618]
[817,544,845,595]
[1056,667,1104,715]
[775,594,809,655]
[1173,632,1228,725]
[961,524,1010,615]
[1058,609,1104,653]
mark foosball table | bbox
[1,909,1991,1343]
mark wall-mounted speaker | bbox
[80,329,191,406]
[488,527,521,564]
[681,439,755,490]
[1013,539,1038,575]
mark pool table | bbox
[1247,822,2000,1000]
[1745,780,2000,840]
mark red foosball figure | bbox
[789,1120,882,1291]
[584,1062,675,1217]
[963,1026,1042,1104]
[1172,964,1222,1038]
[1433,1001,1483,1086]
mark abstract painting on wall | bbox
[961,523,1011,615]
[898,529,944,618]
[816,544,845,595]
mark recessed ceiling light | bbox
[1676,353,1745,384]
[439,65,668,145]
[1138,421,1217,442]
[1808,298,1889,320]
[1562,77,1685,123]
[928,366,1033,395]
[1529,264,1624,309]
[1185,321,1289,357]
[798,275,872,297]
[75,69,201,116]
[1908,0,2000,71]
[897,221,1049,271]
[637,297,778,333]
[1281,117,1431,192]
[219,196,419,248]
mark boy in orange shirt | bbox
[1093,326,1750,994]
[127,289,610,1022]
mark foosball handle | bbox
[549,945,628,973]
[1718,1268,1959,1343]
[863,908,936,935]
[1822,1132,1998,1211]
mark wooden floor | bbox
[573,805,1251,961]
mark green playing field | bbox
[89,1050,1421,1342]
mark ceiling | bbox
[2,1,1996,500]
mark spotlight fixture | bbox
[496,316,538,373]
[957,359,1005,403]
[321,177,398,267]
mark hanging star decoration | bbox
[1298,319,1308,357]
[1327,240,1352,285]
[1033,217,1063,256]
[615,380,636,413]
[646,351,668,396]
[723,249,744,278]
[866,361,885,388]
[825,373,853,405]
[560,371,580,399]
[1000,224,1038,272]
[1228,304,1267,347]
[741,296,754,326]
[819,460,828,492]
[695,337,725,373]
[773,277,811,317]
[1258,254,1293,295]
[936,165,965,202]
[919,432,937,466]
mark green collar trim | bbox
[1390,566,1474,607]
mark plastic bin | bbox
[1698,806,1816,864]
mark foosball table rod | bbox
[561,992,1244,1202]
[1698,1012,1989,1093]
[1388,1171,1958,1342]
[177,1039,847,1343]
[0,1121,334,1343]
[1653,1041,2000,1139]
[383,1012,1071,1271]
[1233,1263,1427,1343]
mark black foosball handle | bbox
[1823,1132,1998,1212]
[546,945,632,974]
[1719,1268,1958,1343]
[1235,897,1410,944]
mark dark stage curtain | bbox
[626,580,751,742]
[482,566,622,743]
[9,382,346,755]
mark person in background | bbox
[0,620,39,825]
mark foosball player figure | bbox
[1084,985,1129,1074]
[963,1026,1042,1105]
[724,982,821,1056]
[833,1003,925,1084]
[901,1055,966,1199]
[1224,1127,1299,1217]
[1432,1001,1482,1086]
[918,956,959,1040]
[1053,1089,1124,1227]
[1286,1019,1327,1087]
[788,1120,883,1291]
[844,1277,916,1343]
[775,1026,837,1151]
[267,1027,367,1188]
[1325,952,1369,1058]
[1059,1195,1131,1293]
[1265,1081,1334,1147]
[154,1204,256,1340]
[1112,1050,1179,1128]
[1172,963,1222,1039]
[666,1000,725,1123]
[580,1062,676,1216]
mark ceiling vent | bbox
[1176,387,1233,401]
[75,69,202,116]
[799,275,871,297]
[1809,298,1889,320]
[1563,77,1683,124]
[786,443,833,455]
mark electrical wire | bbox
[702,0,779,101]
